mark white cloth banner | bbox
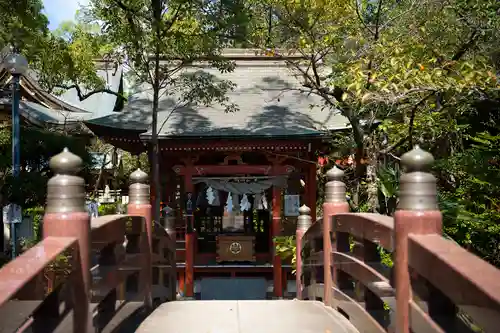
[193,176,287,195]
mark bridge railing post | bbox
[127,169,153,309]
[42,148,91,332]
[322,166,349,306]
[164,214,177,301]
[394,146,444,333]
[296,205,311,299]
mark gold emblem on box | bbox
[229,242,242,254]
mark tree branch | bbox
[55,84,126,101]
[408,92,435,148]
[380,136,408,154]
[451,29,478,62]
[354,0,375,35]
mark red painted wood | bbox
[272,185,283,298]
[173,164,294,176]
[128,202,153,308]
[178,266,275,273]
[178,271,185,295]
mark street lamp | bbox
[3,52,28,258]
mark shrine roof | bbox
[85,53,350,139]
[19,101,92,131]
[1,49,123,129]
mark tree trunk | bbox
[366,156,378,212]
[151,64,161,224]
[94,154,108,196]
[151,2,162,225]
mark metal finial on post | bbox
[129,168,150,205]
[46,147,85,213]
[401,145,434,172]
[296,204,311,300]
[325,165,346,203]
[297,205,312,230]
[43,148,91,330]
[397,145,438,211]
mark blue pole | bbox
[11,74,20,259]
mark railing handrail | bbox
[0,149,176,333]
[0,236,78,307]
[297,147,500,333]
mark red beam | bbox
[173,164,294,176]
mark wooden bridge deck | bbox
[136,300,360,333]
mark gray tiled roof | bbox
[20,101,92,124]
[1,54,122,126]
[56,65,123,118]
[86,59,350,138]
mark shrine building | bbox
[85,49,350,300]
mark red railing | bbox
[297,146,500,333]
[0,148,176,333]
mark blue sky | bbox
[43,0,89,30]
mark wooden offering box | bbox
[216,235,255,263]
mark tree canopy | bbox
[82,0,256,221]
[246,0,500,264]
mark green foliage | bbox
[248,0,500,266]
[1,0,110,98]
[0,0,48,51]
[24,206,44,242]
[84,0,243,110]
[98,203,118,216]
[274,235,296,273]
[437,131,500,266]
[35,20,112,95]
[377,164,400,215]
[0,125,91,207]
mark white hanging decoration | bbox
[206,187,215,205]
[225,192,233,213]
[261,193,269,210]
[211,190,220,206]
[240,194,251,212]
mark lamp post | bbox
[4,52,28,258]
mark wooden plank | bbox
[0,300,146,333]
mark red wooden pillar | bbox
[184,167,195,298]
[178,271,185,296]
[272,184,283,298]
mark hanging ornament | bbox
[261,193,269,210]
[240,194,251,212]
[211,189,220,206]
[206,186,215,205]
[225,192,233,213]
